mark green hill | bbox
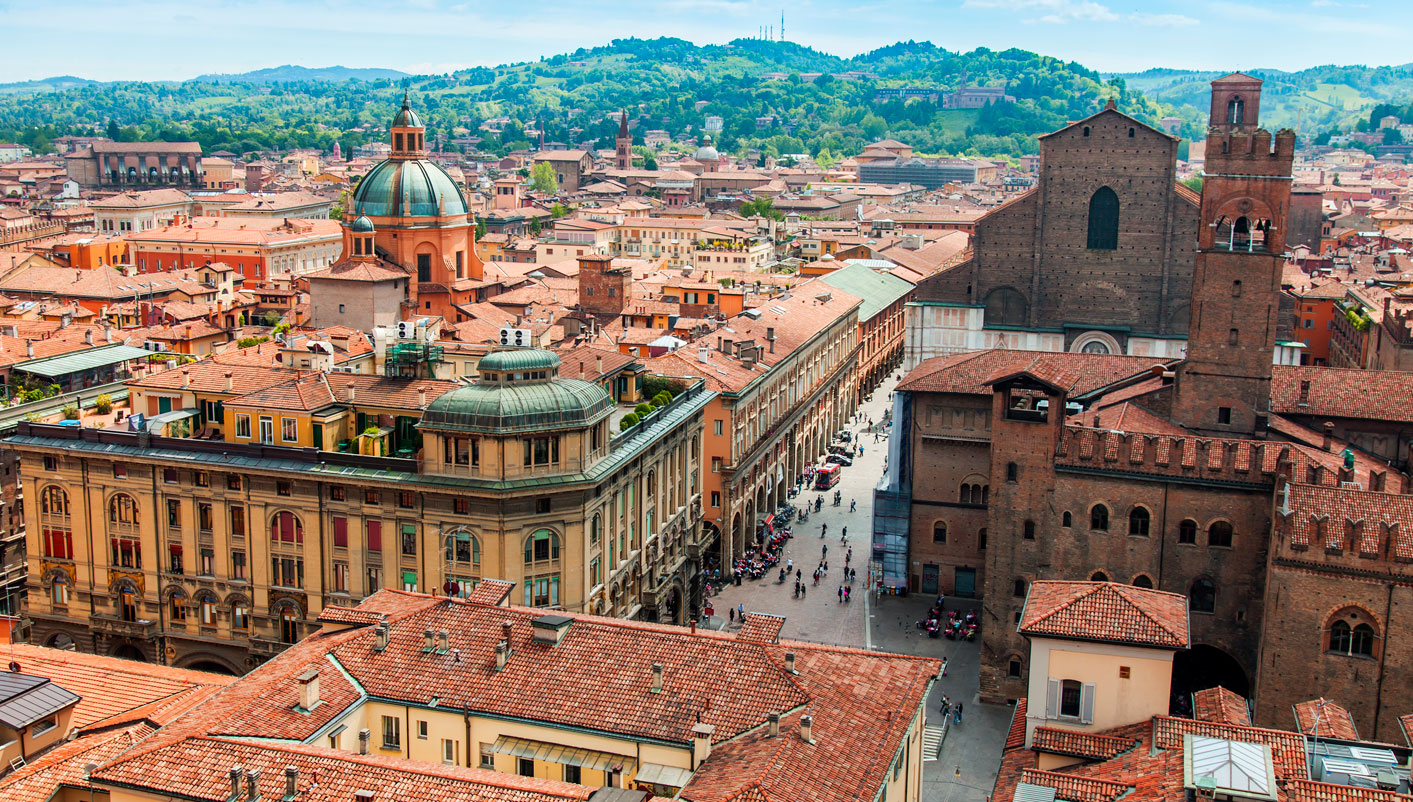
[0,38,1177,160]
[1110,64,1413,133]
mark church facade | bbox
[905,102,1199,366]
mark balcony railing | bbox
[91,613,158,640]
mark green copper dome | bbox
[350,215,375,233]
[420,350,611,435]
[392,94,424,128]
[351,158,468,218]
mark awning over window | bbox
[488,735,635,773]
[633,762,694,789]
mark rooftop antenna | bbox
[781,11,785,42]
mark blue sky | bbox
[0,0,1406,82]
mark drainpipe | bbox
[1372,582,1393,736]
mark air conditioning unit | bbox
[396,320,417,340]
[499,327,533,347]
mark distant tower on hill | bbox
[615,110,632,170]
[332,140,341,162]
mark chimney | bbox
[609,765,624,788]
[495,641,508,670]
[230,766,243,800]
[224,371,234,392]
[501,620,513,642]
[651,663,663,693]
[418,386,428,407]
[84,329,93,345]
[697,345,710,363]
[296,668,320,710]
[596,355,603,374]
[244,768,260,802]
[1323,421,1335,452]
[24,339,33,359]
[767,327,776,353]
[437,629,449,652]
[354,792,375,802]
[347,382,356,402]
[767,712,780,737]
[358,728,370,755]
[784,651,796,674]
[691,723,715,766]
[424,629,435,651]
[800,715,814,744]
[374,623,389,651]
[284,767,298,799]
[182,370,191,389]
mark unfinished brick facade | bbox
[577,254,631,318]
[916,104,1198,352]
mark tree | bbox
[1180,176,1203,193]
[643,155,658,170]
[551,203,569,218]
[530,161,558,193]
[739,197,784,220]
[1384,128,1404,145]
[106,120,120,140]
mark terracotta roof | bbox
[898,349,1159,397]
[1018,581,1190,649]
[89,188,191,209]
[1019,769,1131,802]
[3,643,235,730]
[554,346,635,382]
[127,360,301,396]
[1005,699,1028,751]
[1401,714,1413,748]
[316,605,385,626]
[1270,365,1413,424]
[0,724,154,802]
[1286,780,1413,802]
[1279,483,1413,561]
[1193,686,1250,726]
[735,613,785,644]
[1152,717,1308,780]
[1294,699,1360,741]
[305,258,408,282]
[1031,727,1138,760]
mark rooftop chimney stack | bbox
[423,629,434,650]
[84,329,93,345]
[437,629,449,652]
[374,623,389,651]
[784,651,796,674]
[418,387,428,407]
[651,663,663,693]
[244,768,261,802]
[501,621,513,642]
[354,792,375,802]
[224,371,233,392]
[296,668,320,710]
[284,767,298,798]
[1323,421,1335,452]
[767,712,780,737]
[230,766,243,800]
[800,715,814,744]
[358,728,370,755]
[24,340,33,359]
[495,641,508,670]
[691,723,715,766]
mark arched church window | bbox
[1227,96,1245,125]
[1087,187,1119,250]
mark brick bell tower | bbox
[615,110,632,170]
[1173,74,1295,436]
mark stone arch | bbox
[1171,644,1249,703]
[1089,503,1110,531]
[45,632,75,649]
[1132,573,1155,589]
[111,642,146,662]
[983,286,1028,327]
[1188,576,1217,612]
[1128,505,1152,537]
[176,655,240,675]
[1070,330,1122,355]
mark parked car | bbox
[825,454,853,467]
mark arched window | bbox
[271,511,304,544]
[1090,571,1109,582]
[1227,96,1244,125]
[1087,187,1119,250]
[1023,520,1036,540]
[198,593,216,626]
[1208,521,1233,548]
[446,530,481,567]
[108,494,141,569]
[1062,511,1072,527]
[1090,504,1109,531]
[1013,578,1027,597]
[1178,519,1197,544]
[1327,609,1378,657]
[1189,578,1216,612]
[279,607,299,644]
[1133,574,1154,589]
[40,486,73,560]
[1129,507,1150,537]
[933,522,947,543]
[169,590,187,622]
[270,512,305,589]
[524,530,560,565]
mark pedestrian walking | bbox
[850,567,857,582]
[821,522,827,538]
[729,607,735,624]
[850,499,856,512]
[954,703,964,725]
[737,603,745,621]
[786,558,793,573]
[845,586,851,603]
[796,569,802,581]
[822,544,828,557]
[838,586,844,603]
[841,526,847,541]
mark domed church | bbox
[334,94,484,320]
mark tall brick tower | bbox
[1172,74,1295,436]
[615,111,632,170]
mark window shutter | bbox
[1080,682,1096,724]
[1046,678,1060,719]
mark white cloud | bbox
[1128,11,1198,26]
[962,0,1118,24]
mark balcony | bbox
[90,613,158,640]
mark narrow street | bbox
[703,368,1011,802]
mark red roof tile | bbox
[1031,727,1138,760]
[1019,582,1189,649]
[1286,780,1413,802]
[1193,686,1250,726]
[1271,365,1413,424]
[1293,699,1360,741]
[1020,769,1131,802]
[1005,699,1028,751]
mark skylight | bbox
[1185,736,1275,800]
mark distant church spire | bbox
[615,109,632,170]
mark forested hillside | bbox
[0,38,1172,161]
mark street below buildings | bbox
[702,368,1011,802]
